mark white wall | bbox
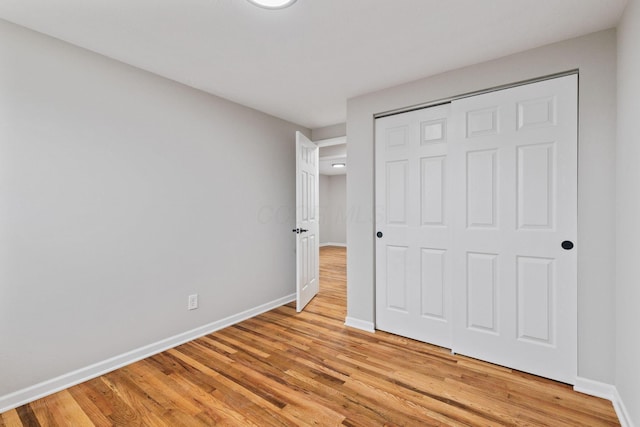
[616,0,640,423]
[0,19,307,402]
[319,175,347,246]
[347,30,617,384]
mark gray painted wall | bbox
[616,0,640,422]
[320,175,331,244]
[312,123,346,141]
[319,175,347,246]
[346,30,617,385]
[319,144,347,158]
[0,19,307,397]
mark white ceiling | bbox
[0,0,628,129]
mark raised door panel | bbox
[466,107,499,138]
[421,119,447,144]
[420,248,446,319]
[386,246,409,312]
[517,256,555,346]
[420,156,446,226]
[466,252,498,334]
[386,161,409,226]
[517,97,556,130]
[386,125,410,150]
[308,172,316,222]
[466,150,498,229]
[517,143,555,230]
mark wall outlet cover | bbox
[188,294,198,310]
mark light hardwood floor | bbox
[0,246,619,426]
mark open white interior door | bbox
[295,131,319,312]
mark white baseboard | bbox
[0,293,295,414]
[574,376,617,400]
[574,377,634,427]
[344,317,375,333]
[320,242,347,247]
[612,388,634,427]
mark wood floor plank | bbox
[13,405,38,427]
[67,384,114,427]
[0,246,620,426]
[0,409,25,427]
[45,390,96,427]
[29,397,57,426]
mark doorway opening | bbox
[318,137,347,303]
[318,138,347,250]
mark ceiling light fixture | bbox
[332,163,346,168]
[247,0,297,9]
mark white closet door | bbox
[450,75,577,384]
[375,104,453,348]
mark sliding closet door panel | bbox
[375,105,453,349]
[451,75,577,384]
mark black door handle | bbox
[561,240,574,250]
[292,228,309,234]
[376,231,383,238]
[300,229,308,233]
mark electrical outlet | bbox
[188,294,198,310]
